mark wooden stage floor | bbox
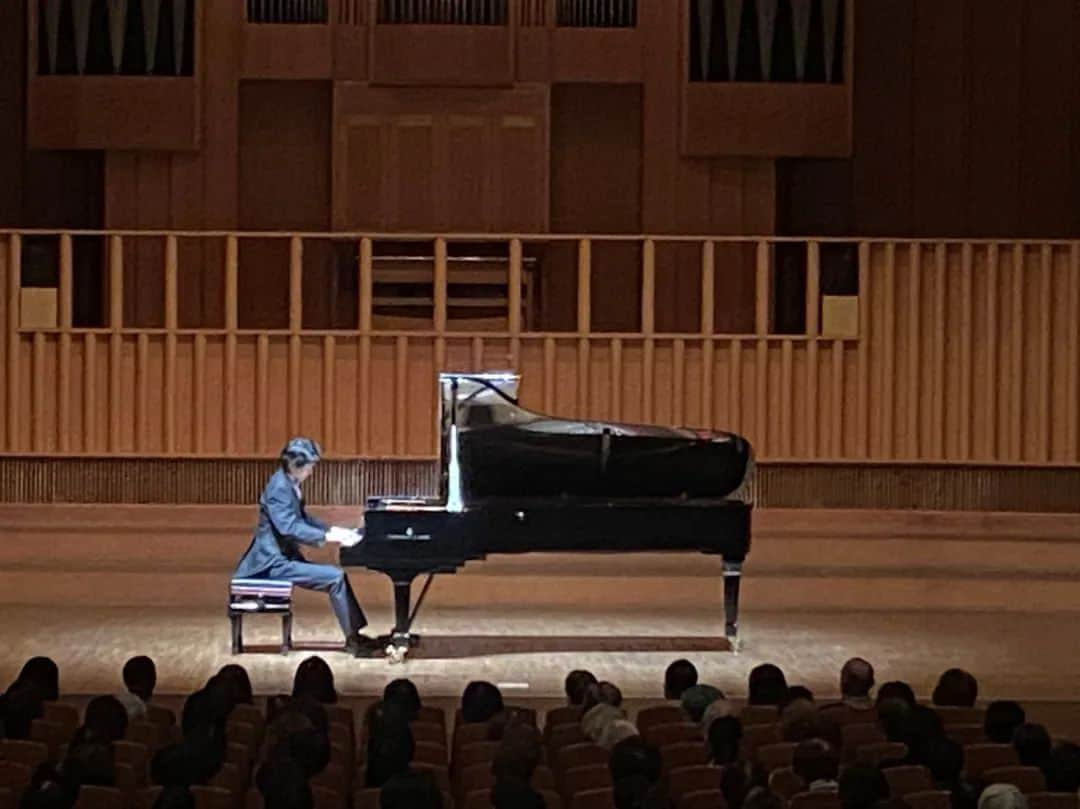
[2,604,1078,708]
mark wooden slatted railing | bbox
[1,231,1079,465]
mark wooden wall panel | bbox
[334,86,548,232]
[0,0,25,227]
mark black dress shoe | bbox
[344,633,383,657]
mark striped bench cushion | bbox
[230,579,293,598]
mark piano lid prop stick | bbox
[406,573,437,632]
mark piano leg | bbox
[723,560,742,651]
[391,578,413,648]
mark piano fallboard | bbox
[339,498,751,578]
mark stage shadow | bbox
[239,636,731,658]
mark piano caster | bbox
[385,632,420,664]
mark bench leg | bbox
[230,614,243,655]
[281,612,293,654]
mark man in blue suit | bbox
[234,437,378,656]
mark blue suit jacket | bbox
[234,468,328,578]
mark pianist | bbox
[233,437,380,656]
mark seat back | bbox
[883,766,934,798]
[0,740,49,770]
[562,765,611,801]
[231,705,265,736]
[0,761,33,804]
[964,745,1020,779]
[738,706,780,726]
[946,725,987,746]
[29,719,66,758]
[410,721,446,747]
[902,792,954,809]
[680,789,729,809]
[636,705,688,733]
[548,723,587,756]
[642,723,701,748]
[570,787,615,809]
[769,768,806,802]
[145,705,176,729]
[545,706,583,732]
[935,707,984,727]
[73,786,124,809]
[983,767,1048,794]
[819,705,877,728]
[790,791,843,809]
[667,765,724,799]
[191,786,237,809]
[556,745,609,779]
[416,705,446,729]
[43,702,81,740]
[855,742,908,767]
[312,784,345,809]
[1028,794,1080,809]
[756,742,797,774]
[659,742,709,773]
[840,723,886,761]
[739,724,781,761]
[112,741,149,785]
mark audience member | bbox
[921,737,977,809]
[786,686,816,704]
[565,669,599,707]
[876,681,917,708]
[582,682,627,744]
[748,664,789,706]
[380,770,444,809]
[118,655,156,720]
[984,701,1026,745]
[384,679,422,722]
[839,766,890,809]
[11,657,60,701]
[492,776,546,809]
[902,705,946,764]
[793,739,840,792]
[977,784,1027,809]
[680,684,723,723]
[1043,742,1080,792]
[609,736,670,809]
[836,658,875,709]
[878,698,912,743]
[0,682,44,739]
[1012,723,1051,767]
[365,701,415,788]
[933,669,979,708]
[292,656,337,705]
[461,681,504,724]
[256,756,313,809]
[708,716,751,809]
[743,786,784,809]
[80,695,129,743]
[493,721,543,782]
[600,719,640,750]
[663,659,698,701]
[214,664,254,707]
[152,786,195,809]
[701,696,737,732]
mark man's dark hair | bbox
[1013,723,1052,766]
[840,658,875,699]
[793,739,839,785]
[748,664,789,706]
[876,681,917,708]
[380,770,444,809]
[583,682,624,714]
[257,757,313,809]
[903,705,945,763]
[1044,742,1080,792]
[663,660,698,700]
[707,716,743,765]
[461,681,504,724]
[383,679,422,722]
[985,701,1026,745]
[839,766,890,809]
[565,670,598,706]
[932,669,979,708]
[123,657,157,702]
[921,737,964,784]
[279,437,322,472]
[292,656,337,705]
[214,665,253,707]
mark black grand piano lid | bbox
[443,373,754,501]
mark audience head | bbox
[491,778,545,809]
[583,681,623,713]
[985,701,1026,745]
[181,688,227,737]
[877,698,912,743]
[840,658,875,699]
[214,664,254,707]
[565,670,598,707]
[460,681,504,724]
[700,697,736,733]
[280,436,322,480]
[609,735,662,785]
[978,784,1028,809]
[902,705,945,761]
[292,656,337,705]
[151,786,195,809]
[383,679,422,722]
[1044,742,1080,792]
[920,737,964,784]
[748,664,789,706]
[786,686,815,704]
[123,656,157,702]
[13,657,60,701]
[876,681,917,708]
[1013,723,1051,766]
[663,659,698,701]
[793,739,839,785]
[932,669,979,708]
[743,786,784,809]
[839,766,889,809]
[380,771,444,809]
[680,684,723,724]
[257,756,313,809]
[82,695,129,743]
[365,701,415,788]
[707,716,743,765]
[273,727,331,778]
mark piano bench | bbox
[228,579,294,655]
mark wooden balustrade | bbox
[1,231,1078,464]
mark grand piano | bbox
[340,372,754,661]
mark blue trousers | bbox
[265,559,367,638]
